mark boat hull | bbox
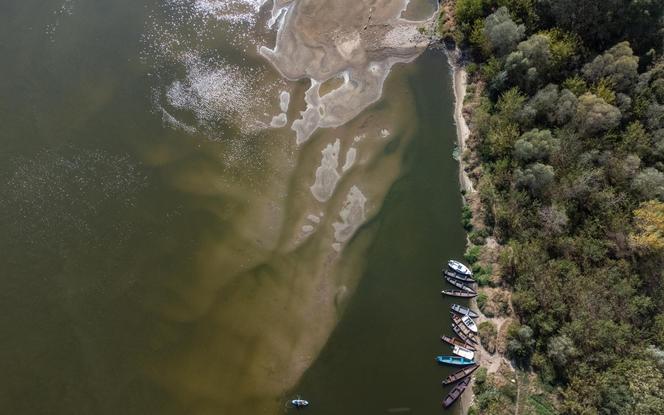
[444,270,475,283]
[440,335,476,351]
[442,364,479,385]
[435,355,475,366]
[443,378,471,408]
[448,260,472,276]
[442,290,476,298]
[445,276,476,293]
[451,303,479,319]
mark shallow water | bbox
[0,0,466,414]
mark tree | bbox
[555,88,578,125]
[507,324,535,363]
[575,93,622,137]
[515,162,555,196]
[547,334,578,368]
[539,28,581,71]
[633,168,664,201]
[506,34,553,91]
[630,200,664,252]
[484,7,525,57]
[514,128,559,163]
[583,42,639,93]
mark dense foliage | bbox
[450,0,664,413]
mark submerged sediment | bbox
[261,0,432,144]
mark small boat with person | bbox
[452,323,477,344]
[440,335,476,351]
[442,364,479,386]
[441,289,477,298]
[452,345,475,360]
[461,315,478,333]
[445,276,476,293]
[435,355,475,366]
[451,303,479,318]
[448,260,472,276]
[443,269,475,283]
[291,398,309,408]
[443,377,471,408]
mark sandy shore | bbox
[450,54,474,194]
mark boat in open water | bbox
[448,260,472,276]
[443,269,475,283]
[291,398,309,408]
[442,364,479,386]
[441,335,476,351]
[443,377,471,408]
[445,276,476,293]
[452,323,477,344]
[441,289,477,298]
[452,345,475,360]
[435,355,475,366]
[451,303,479,318]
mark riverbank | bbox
[447,47,516,415]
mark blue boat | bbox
[435,355,475,366]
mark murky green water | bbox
[0,0,467,414]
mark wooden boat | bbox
[445,276,476,293]
[441,289,477,298]
[448,260,472,276]
[451,315,478,342]
[453,345,475,360]
[442,364,479,386]
[444,269,475,283]
[443,377,471,408]
[461,315,478,333]
[452,323,478,344]
[440,335,476,351]
[435,355,475,366]
[451,303,479,318]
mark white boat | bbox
[462,315,478,333]
[448,260,472,276]
[452,345,475,360]
[291,399,309,408]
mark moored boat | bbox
[443,377,471,408]
[435,355,475,366]
[440,335,476,351]
[443,269,475,283]
[451,303,479,318]
[442,289,477,298]
[452,323,477,344]
[442,364,479,385]
[445,276,476,293]
[448,260,472,276]
[451,315,478,342]
[452,345,475,360]
[462,315,478,333]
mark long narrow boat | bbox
[445,277,476,293]
[461,315,478,333]
[448,260,472,276]
[451,314,478,341]
[442,364,479,386]
[440,335,476,351]
[443,377,471,408]
[443,269,475,283]
[452,345,475,360]
[451,303,479,318]
[435,355,475,366]
[452,323,477,344]
[441,289,477,298]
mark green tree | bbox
[583,42,639,93]
[575,93,622,137]
[484,7,525,57]
[514,128,559,163]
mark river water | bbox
[0,0,467,414]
